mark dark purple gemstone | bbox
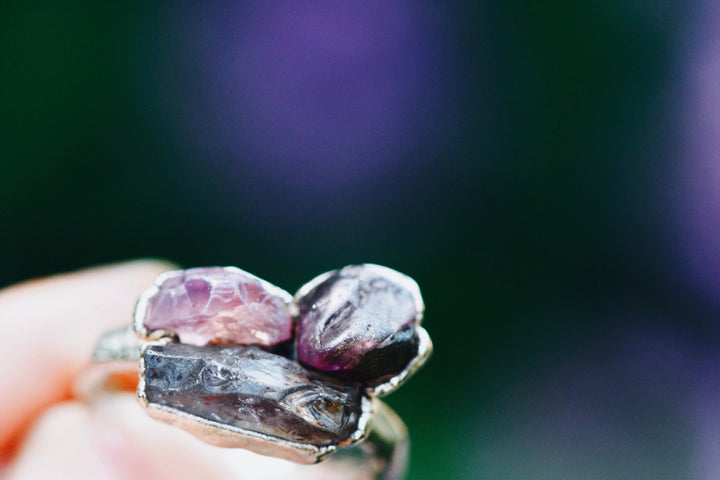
[295,264,423,385]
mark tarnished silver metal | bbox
[81,265,431,480]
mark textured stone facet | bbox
[140,267,293,346]
[142,343,362,445]
[295,264,423,384]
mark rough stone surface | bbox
[295,264,421,384]
[142,343,362,445]
[141,267,293,346]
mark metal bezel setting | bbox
[136,337,373,464]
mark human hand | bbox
[0,261,369,480]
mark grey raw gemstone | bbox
[142,343,362,445]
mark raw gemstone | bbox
[295,264,423,385]
[142,343,363,445]
[140,267,293,346]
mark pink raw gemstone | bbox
[139,267,293,346]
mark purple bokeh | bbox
[155,1,457,205]
[675,1,720,305]
[461,318,720,479]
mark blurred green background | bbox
[2,2,719,479]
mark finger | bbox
[0,260,175,456]
[5,398,228,480]
[6,396,370,480]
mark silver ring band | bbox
[77,326,409,480]
[77,264,432,480]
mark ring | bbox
[78,264,432,480]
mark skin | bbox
[0,261,371,480]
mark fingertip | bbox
[0,260,177,453]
